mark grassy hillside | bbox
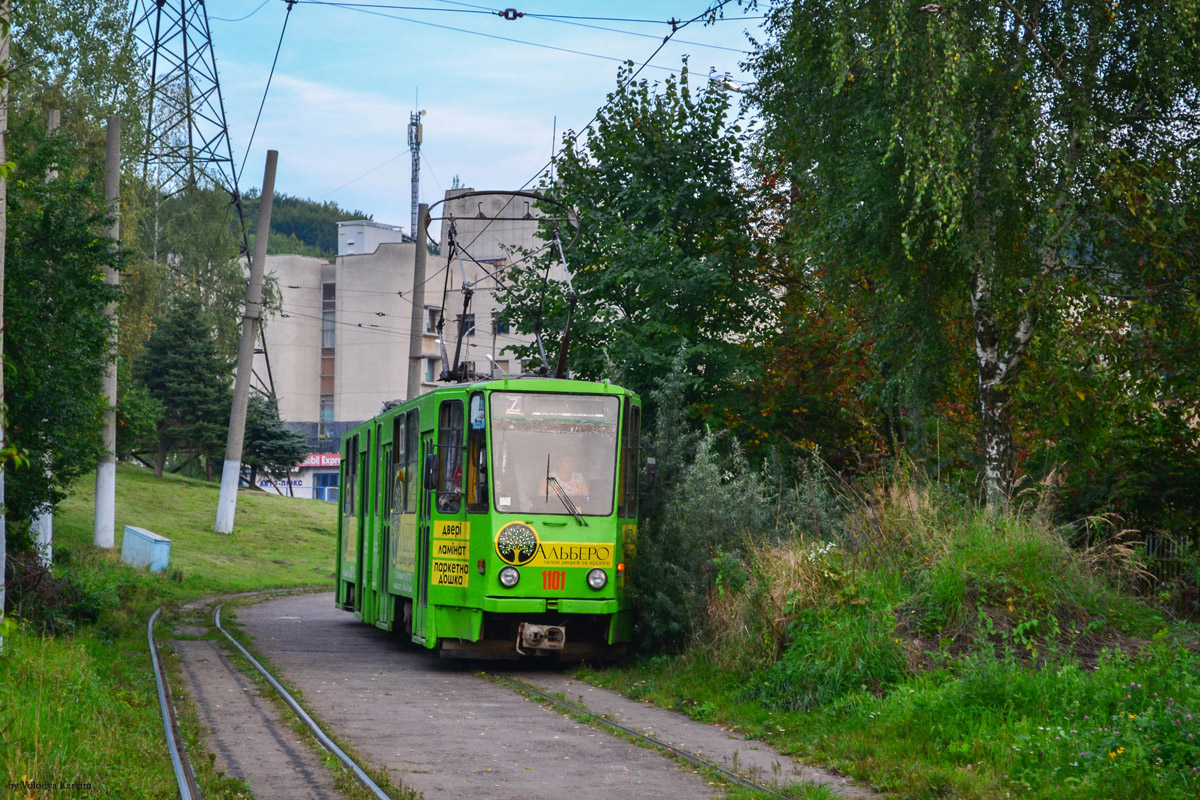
[2,465,338,797]
[55,464,337,594]
[589,461,1199,800]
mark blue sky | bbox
[200,0,766,231]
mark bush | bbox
[3,550,117,634]
[633,429,771,652]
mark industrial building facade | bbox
[252,190,553,499]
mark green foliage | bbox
[746,0,1200,510]
[10,0,141,141]
[3,118,121,525]
[136,295,233,477]
[584,470,1194,799]
[242,189,370,258]
[243,394,309,488]
[752,601,907,712]
[634,424,771,653]
[502,61,765,420]
[1,464,338,797]
[3,549,123,634]
[114,357,163,457]
[135,184,246,362]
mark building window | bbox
[426,307,442,334]
[494,314,509,335]
[457,313,475,337]
[425,358,438,383]
[320,284,335,433]
[321,283,336,349]
[320,351,335,395]
[318,395,334,439]
[313,472,338,503]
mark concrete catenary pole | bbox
[1,0,11,653]
[215,150,277,534]
[94,116,120,549]
[406,203,429,400]
[32,109,61,566]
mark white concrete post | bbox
[94,115,120,549]
[216,150,277,533]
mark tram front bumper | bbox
[481,597,619,614]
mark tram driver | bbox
[541,452,590,499]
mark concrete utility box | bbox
[121,525,171,573]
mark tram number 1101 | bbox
[542,570,566,591]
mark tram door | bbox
[374,438,393,630]
[413,430,435,644]
[354,430,370,613]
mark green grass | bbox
[56,464,338,594]
[1,464,338,798]
[577,490,1200,800]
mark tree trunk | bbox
[155,435,168,478]
[978,378,1014,510]
[971,249,1036,511]
[971,246,1015,511]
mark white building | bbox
[253,189,558,499]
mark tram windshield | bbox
[489,392,620,517]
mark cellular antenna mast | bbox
[408,103,425,237]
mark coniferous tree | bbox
[137,295,232,479]
[243,395,308,491]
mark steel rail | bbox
[148,607,203,800]
[212,604,394,800]
[490,673,789,800]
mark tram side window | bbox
[344,436,358,519]
[404,409,419,512]
[392,415,407,515]
[619,403,640,517]
[437,401,464,513]
[466,393,488,513]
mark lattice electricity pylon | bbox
[130,0,242,200]
[129,0,276,399]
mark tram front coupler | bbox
[516,622,566,654]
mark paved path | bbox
[510,671,875,798]
[235,593,719,799]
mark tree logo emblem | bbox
[496,522,539,566]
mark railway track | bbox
[155,594,872,799]
[148,602,396,800]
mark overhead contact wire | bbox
[240,0,295,178]
[457,0,737,258]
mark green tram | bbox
[335,376,641,659]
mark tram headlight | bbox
[498,566,520,588]
[586,568,608,590]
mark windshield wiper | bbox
[547,475,587,526]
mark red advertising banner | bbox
[298,452,341,468]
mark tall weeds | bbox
[634,432,1163,709]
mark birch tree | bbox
[748,1,1200,508]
